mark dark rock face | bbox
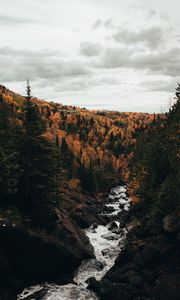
[92,205,180,300]
[72,205,106,229]
[0,209,95,298]
[0,227,82,284]
[141,243,159,264]
[129,275,144,288]
[151,273,180,300]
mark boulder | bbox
[162,213,179,234]
[101,234,118,241]
[92,223,98,229]
[84,259,104,270]
[141,243,159,265]
[151,273,180,300]
[87,278,112,298]
[129,275,144,288]
[108,222,119,231]
[0,226,85,286]
[134,251,145,267]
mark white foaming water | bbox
[18,186,130,300]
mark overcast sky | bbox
[0,0,180,112]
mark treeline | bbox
[45,101,157,195]
[0,82,61,224]
[129,85,180,218]
[0,83,159,221]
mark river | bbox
[18,186,131,300]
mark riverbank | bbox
[17,186,131,299]
[89,203,180,300]
[0,188,110,299]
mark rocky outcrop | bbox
[0,208,95,299]
[89,206,180,300]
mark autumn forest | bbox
[0,83,179,300]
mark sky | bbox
[0,0,180,112]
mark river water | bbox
[18,186,130,300]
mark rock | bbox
[53,210,95,260]
[102,248,117,258]
[89,259,103,270]
[0,226,86,286]
[162,213,179,234]
[126,217,140,232]
[129,275,144,288]
[101,234,118,241]
[175,233,180,250]
[72,206,106,229]
[108,221,118,231]
[92,223,98,229]
[107,282,139,300]
[86,277,99,289]
[134,251,145,267]
[115,249,132,268]
[134,225,152,238]
[151,273,180,300]
[87,278,113,298]
[0,289,16,300]
[141,244,159,264]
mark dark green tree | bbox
[19,81,60,223]
[0,96,22,205]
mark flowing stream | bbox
[18,186,130,300]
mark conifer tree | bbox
[23,80,45,137]
[0,95,21,205]
[19,81,59,223]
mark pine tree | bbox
[23,80,45,137]
[0,95,22,205]
[19,81,59,223]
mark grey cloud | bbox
[147,10,157,18]
[54,74,120,93]
[80,42,103,57]
[113,26,163,50]
[92,19,102,30]
[0,14,34,26]
[92,18,115,30]
[131,5,157,18]
[95,46,180,77]
[140,79,178,93]
[104,19,114,28]
[96,47,133,69]
[134,48,180,76]
[54,78,91,92]
[0,47,91,83]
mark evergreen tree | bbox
[23,80,45,137]
[130,84,180,218]
[0,96,21,205]
[19,81,59,223]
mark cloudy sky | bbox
[1,0,180,112]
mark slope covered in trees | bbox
[0,84,158,215]
[91,86,180,300]
[0,83,60,225]
[0,83,179,300]
[129,84,180,218]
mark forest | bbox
[0,82,157,223]
[129,84,180,219]
[0,83,179,300]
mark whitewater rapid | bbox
[18,186,130,300]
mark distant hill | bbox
[0,85,162,207]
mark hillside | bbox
[0,84,179,300]
[0,84,158,209]
[90,85,180,300]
